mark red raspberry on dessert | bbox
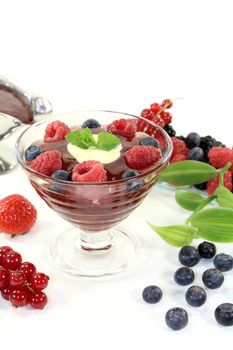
[207,171,232,195]
[72,161,107,182]
[171,137,189,157]
[124,145,162,170]
[208,147,233,172]
[0,194,37,235]
[30,150,62,176]
[44,120,70,143]
[107,118,136,140]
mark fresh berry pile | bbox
[142,241,233,330]
[138,99,233,194]
[0,246,49,309]
[0,194,37,235]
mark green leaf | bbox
[96,132,120,151]
[148,223,199,247]
[215,186,233,209]
[189,207,233,242]
[65,128,96,149]
[159,160,217,185]
[175,190,205,211]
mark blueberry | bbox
[202,268,224,289]
[51,170,71,181]
[185,286,207,307]
[142,285,162,304]
[215,303,233,326]
[178,246,201,267]
[139,137,159,148]
[25,145,43,161]
[214,253,233,272]
[121,170,144,193]
[165,307,188,331]
[188,147,204,161]
[174,267,195,286]
[121,170,139,179]
[82,119,101,128]
[198,241,216,259]
[186,132,201,148]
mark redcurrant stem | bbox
[155,97,184,117]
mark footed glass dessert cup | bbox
[16,111,172,277]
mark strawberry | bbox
[0,195,37,235]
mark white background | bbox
[1,0,233,349]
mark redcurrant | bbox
[9,287,30,307]
[9,270,26,288]
[2,251,22,270]
[30,291,48,309]
[1,286,12,300]
[31,272,49,290]
[20,262,36,281]
[0,267,9,289]
[160,111,172,125]
[150,103,161,114]
[0,246,13,266]
[161,99,173,109]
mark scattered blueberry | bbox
[198,241,216,259]
[188,147,204,161]
[82,119,101,128]
[174,267,195,286]
[51,170,71,181]
[139,137,159,148]
[165,307,188,331]
[186,132,201,148]
[142,285,162,304]
[178,246,201,267]
[121,170,144,193]
[185,286,207,307]
[202,268,224,289]
[25,145,43,161]
[214,253,233,272]
[215,303,233,326]
[121,170,139,179]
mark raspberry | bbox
[30,150,62,176]
[170,153,188,164]
[124,145,162,170]
[44,120,70,143]
[171,137,189,157]
[72,161,107,182]
[107,119,136,140]
[207,171,232,195]
[0,194,37,235]
[208,147,233,171]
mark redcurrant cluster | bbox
[0,246,49,309]
[136,99,173,135]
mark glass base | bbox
[49,226,142,277]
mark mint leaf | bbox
[65,128,96,149]
[96,132,120,151]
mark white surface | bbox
[1,0,233,348]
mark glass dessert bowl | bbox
[16,110,172,277]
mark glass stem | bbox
[80,230,114,252]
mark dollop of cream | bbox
[67,135,122,164]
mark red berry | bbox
[0,246,13,265]
[107,118,136,140]
[160,111,172,125]
[72,161,107,183]
[9,270,26,288]
[31,272,49,291]
[141,109,153,119]
[0,194,37,235]
[9,287,30,307]
[20,262,37,281]
[44,120,70,143]
[161,99,173,109]
[207,171,233,195]
[150,103,161,114]
[30,150,62,176]
[208,147,233,172]
[124,145,162,170]
[30,291,48,309]
[1,286,12,300]
[0,267,9,289]
[170,153,188,163]
[2,251,22,270]
[171,137,189,157]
